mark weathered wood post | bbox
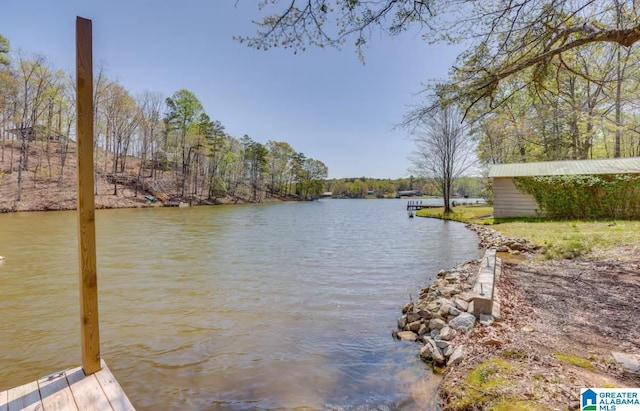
[76,16,101,375]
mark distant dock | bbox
[0,360,134,411]
[406,200,441,211]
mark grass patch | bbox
[445,358,524,409]
[503,348,527,360]
[554,352,594,370]
[419,205,640,258]
[495,220,640,258]
[416,205,493,224]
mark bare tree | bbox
[136,91,164,196]
[409,104,476,213]
[13,54,56,201]
[244,1,640,117]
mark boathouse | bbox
[489,157,640,218]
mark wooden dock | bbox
[406,200,441,211]
[0,360,135,411]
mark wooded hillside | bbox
[0,35,328,212]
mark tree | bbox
[266,140,295,196]
[245,1,640,119]
[103,83,138,193]
[165,89,204,196]
[136,91,164,195]
[12,54,58,201]
[300,158,328,199]
[0,35,9,66]
[409,104,475,213]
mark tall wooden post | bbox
[76,16,101,375]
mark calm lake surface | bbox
[0,199,479,410]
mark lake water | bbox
[0,199,479,410]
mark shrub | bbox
[513,174,640,219]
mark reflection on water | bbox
[0,199,479,410]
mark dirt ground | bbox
[0,140,280,212]
[438,251,640,410]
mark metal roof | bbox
[489,157,640,177]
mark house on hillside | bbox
[489,157,640,218]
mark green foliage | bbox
[417,205,493,223]
[0,34,9,66]
[542,236,591,259]
[446,358,518,409]
[165,89,204,137]
[325,176,486,198]
[554,352,594,370]
[514,174,640,219]
[210,176,227,199]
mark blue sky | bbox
[1,0,462,178]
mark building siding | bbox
[493,177,541,218]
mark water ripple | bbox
[0,200,479,410]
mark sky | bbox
[0,0,463,179]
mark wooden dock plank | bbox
[94,362,134,411]
[38,370,79,411]
[0,389,8,411]
[65,368,111,411]
[6,380,42,411]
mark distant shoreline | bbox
[0,193,293,214]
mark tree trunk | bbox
[614,44,622,158]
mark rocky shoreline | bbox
[393,224,539,368]
[394,221,640,409]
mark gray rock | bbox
[418,323,428,336]
[397,331,418,342]
[439,326,456,341]
[448,346,464,366]
[479,314,494,326]
[430,328,441,339]
[406,311,421,323]
[408,321,422,332]
[397,315,408,329]
[435,339,450,349]
[612,351,640,372]
[429,342,446,365]
[443,345,454,357]
[454,298,469,312]
[449,306,461,316]
[429,318,446,330]
[419,342,434,360]
[449,312,476,332]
